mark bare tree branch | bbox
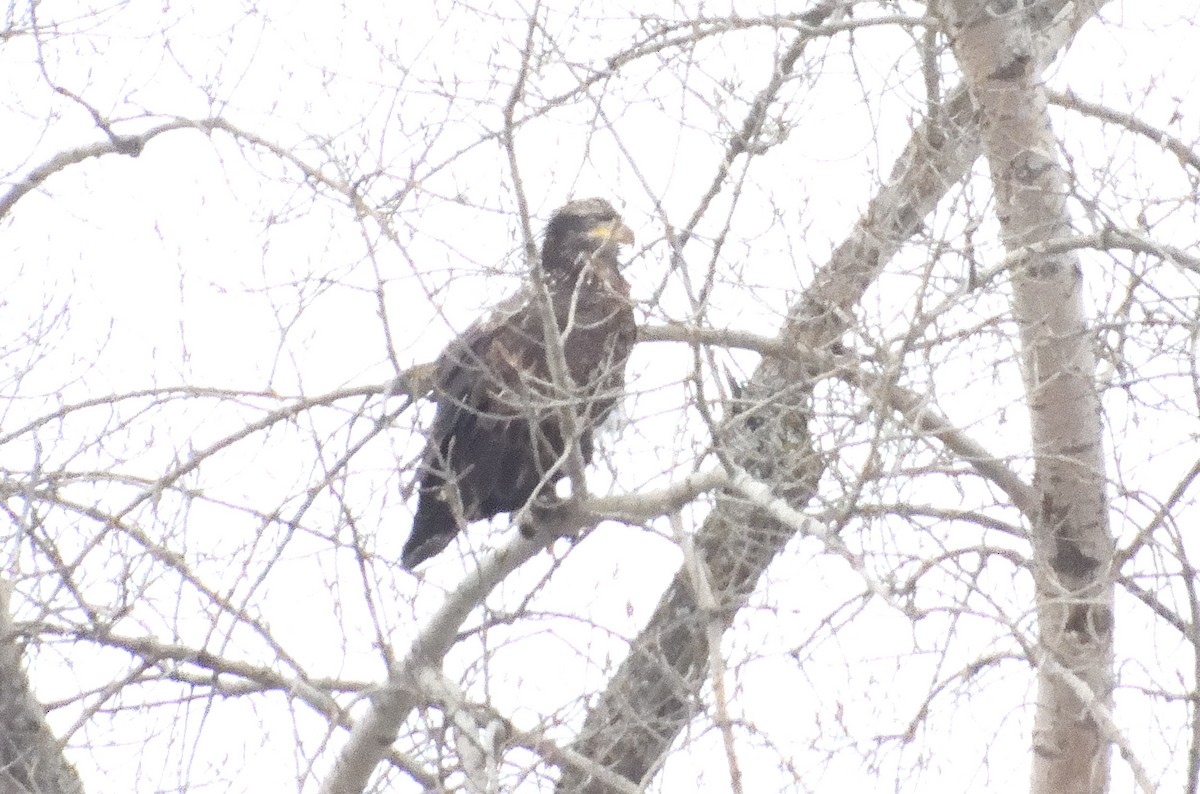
[1049,88,1200,175]
[317,469,727,794]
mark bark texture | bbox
[943,2,1114,792]
[0,583,84,794]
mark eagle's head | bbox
[541,198,635,273]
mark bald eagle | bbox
[402,198,637,568]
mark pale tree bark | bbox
[0,581,84,794]
[558,1,1112,791]
[942,2,1114,792]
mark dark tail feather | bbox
[403,491,458,568]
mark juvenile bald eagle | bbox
[402,199,636,568]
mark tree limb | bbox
[557,3,1111,790]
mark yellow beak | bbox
[587,220,635,246]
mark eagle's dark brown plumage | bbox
[402,198,636,568]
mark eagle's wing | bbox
[402,289,536,568]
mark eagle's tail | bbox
[403,491,458,569]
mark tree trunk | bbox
[559,2,1113,791]
[0,581,85,794]
[942,2,1114,792]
